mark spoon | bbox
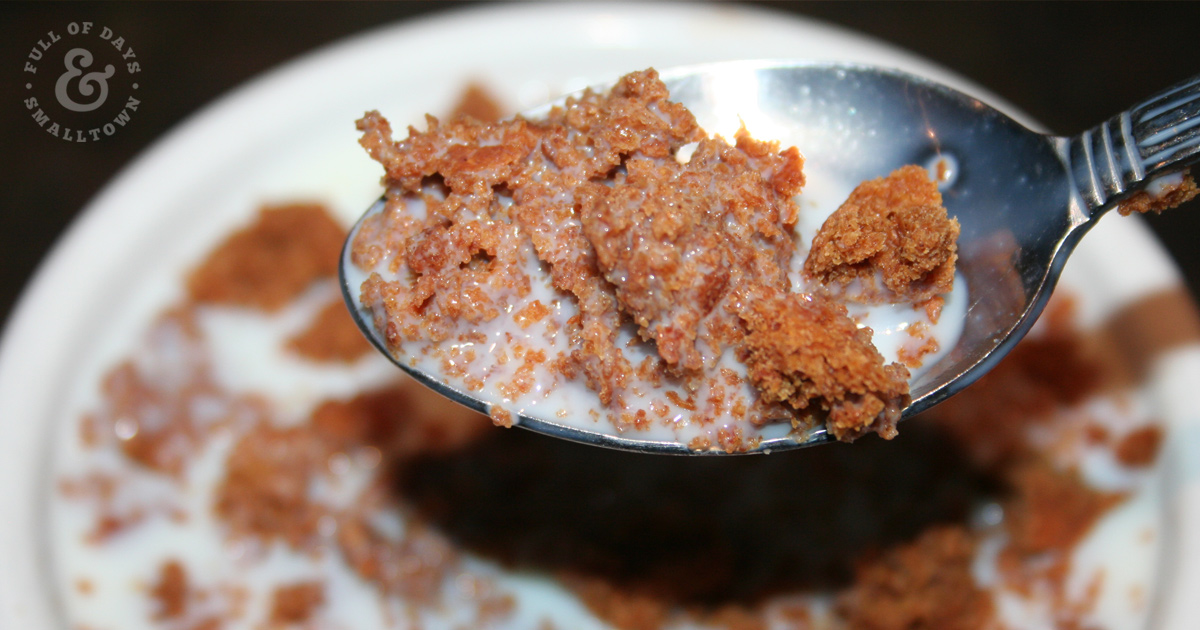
[341,60,1199,455]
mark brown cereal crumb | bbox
[270,581,325,624]
[1114,425,1164,468]
[498,360,541,400]
[149,560,189,620]
[89,514,142,543]
[897,321,941,369]
[59,473,153,543]
[1117,170,1198,215]
[1072,570,1108,623]
[836,527,994,630]
[581,128,803,371]
[716,425,746,453]
[1084,423,1111,445]
[311,381,487,460]
[805,165,959,304]
[449,82,507,123]
[777,603,813,626]
[193,619,222,630]
[566,577,669,630]
[738,287,909,441]
[286,296,373,362]
[1096,288,1200,389]
[896,338,940,369]
[213,422,328,549]
[79,412,102,448]
[924,295,945,324]
[664,390,695,412]
[1004,461,1125,556]
[934,157,952,183]
[187,203,345,311]
[455,574,517,624]
[479,593,518,622]
[75,578,94,595]
[337,516,458,604]
[514,300,551,329]
[491,407,514,428]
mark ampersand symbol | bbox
[55,48,115,113]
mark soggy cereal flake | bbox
[187,203,344,311]
[805,165,959,304]
[738,286,909,440]
[1117,170,1198,215]
[836,527,995,630]
[286,296,373,363]
[269,581,325,624]
[449,82,508,123]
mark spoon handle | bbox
[1065,73,1200,214]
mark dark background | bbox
[3,2,1199,330]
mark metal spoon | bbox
[341,60,1199,455]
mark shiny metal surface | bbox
[342,61,1200,454]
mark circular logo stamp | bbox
[22,21,142,142]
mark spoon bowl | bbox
[342,60,1200,454]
